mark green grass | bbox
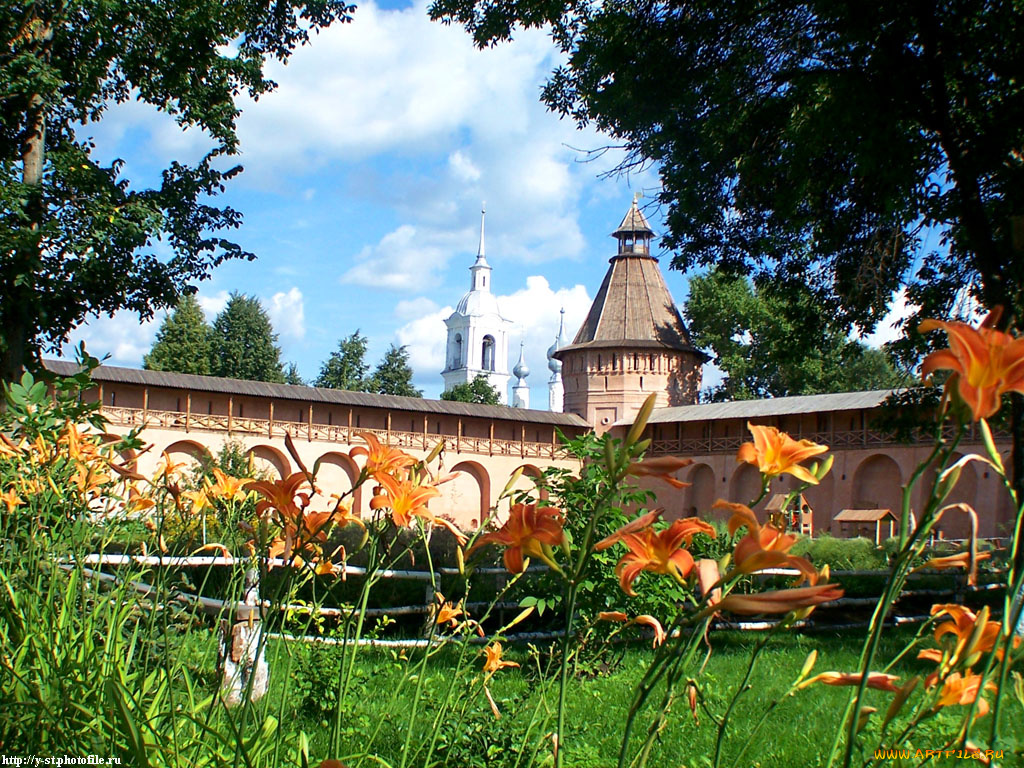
[170,627,1022,768]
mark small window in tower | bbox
[110,391,116,406]
[482,276,486,287]
[597,354,602,370]
[452,333,463,369]
[604,375,608,389]
[640,376,645,390]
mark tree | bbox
[315,331,372,391]
[430,0,1023,336]
[441,375,502,405]
[370,344,422,397]
[0,0,354,381]
[143,295,213,375]
[431,0,1024,495]
[686,269,904,401]
[209,293,284,383]
[284,363,305,386]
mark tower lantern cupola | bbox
[612,195,654,256]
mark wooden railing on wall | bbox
[648,423,1007,456]
[100,405,564,460]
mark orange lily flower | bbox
[247,472,312,519]
[469,503,566,574]
[1,488,24,514]
[736,423,829,485]
[153,451,189,484]
[716,501,818,584]
[595,509,665,551]
[597,611,667,647]
[369,471,441,527]
[434,593,465,628]
[612,517,713,596]
[626,456,693,489]
[799,671,901,692]
[483,642,519,674]
[350,431,416,480]
[914,551,990,573]
[920,308,1024,421]
[935,672,997,719]
[709,583,843,616]
[205,467,252,504]
[917,604,1002,673]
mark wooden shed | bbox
[765,493,815,536]
[833,508,898,545]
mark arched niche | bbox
[314,451,362,516]
[851,454,903,522]
[729,464,763,510]
[248,445,290,480]
[441,460,491,529]
[684,463,716,518]
[164,439,212,472]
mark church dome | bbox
[455,287,502,317]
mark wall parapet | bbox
[649,425,1007,456]
[101,405,565,460]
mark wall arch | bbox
[248,445,290,479]
[729,464,763,510]
[164,439,212,470]
[684,464,716,518]
[851,454,902,519]
[315,451,362,516]
[443,460,491,529]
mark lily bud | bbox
[625,393,657,448]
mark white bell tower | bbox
[442,204,512,402]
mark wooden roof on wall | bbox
[43,361,589,428]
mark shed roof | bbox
[635,389,901,425]
[834,509,897,522]
[43,361,590,428]
[765,493,811,512]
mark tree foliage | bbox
[284,362,305,386]
[686,269,904,401]
[441,374,502,405]
[315,331,372,392]
[0,0,354,380]
[430,0,1024,344]
[209,293,284,383]
[143,294,212,375]
[371,344,422,397]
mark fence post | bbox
[219,568,269,706]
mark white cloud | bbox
[341,224,470,290]
[394,297,440,321]
[858,290,919,347]
[395,304,453,388]
[448,151,481,183]
[197,290,231,321]
[268,287,306,340]
[61,312,160,368]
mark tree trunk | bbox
[3,21,50,384]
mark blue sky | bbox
[64,0,908,403]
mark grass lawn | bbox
[204,627,1024,768]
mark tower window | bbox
[482,335,496,371]
[452,333,463,369]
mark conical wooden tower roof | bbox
[556,201,704,357]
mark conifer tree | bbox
[284,363,305,386]
[315,331,372,391]
[209,293,285,383]
[143,295,213,375]
[371,344,421,397]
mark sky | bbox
[62,0,908,404]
